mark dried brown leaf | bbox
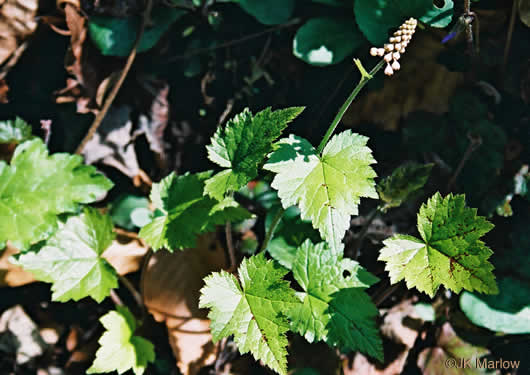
[143,233,226,375]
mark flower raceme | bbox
[370,18,418,76]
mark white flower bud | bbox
[377,48,385,56]
[400,47,406,53]
[393,52,400,60]
[384,44,394,52]
[395,30,403,36]
[392,60,401,70]
[384,53,393,62]
[370,47,379,56]
[384,64,394,76]
[395,43,402,50]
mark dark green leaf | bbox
[293,18,364,66]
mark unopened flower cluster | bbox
[370,18,418,76]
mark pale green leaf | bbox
[87,306,155,375]
[205,107,304,200]
[0,117,33,144]
[199,253,299,375]
[139,171,251,251]
[379,193,498,297]
[264,131,378,250]
[0,138,113,250]
[12,208,118,302]
[288,240,382,361]
[460,277,530,334]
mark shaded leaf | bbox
[460,277,530,334]
[236,0,295,25]
[139,172,251,251]
[293,17,363,66]
[88,6,186,56]
[377,162,433,211]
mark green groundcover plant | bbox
[2,6,515,375]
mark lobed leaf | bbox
[13,208,118,302]
[139,171,251,251]
[288,240,383,361]
[379,193,498,297]
[205,107,304,200]
[0,138,113,250]
[87,306,155,375]
[264,131,378,250]
[199,253,299,375]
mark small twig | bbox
[119,274,144,312]
[75,0,154,155]
[502,0,519,77]
[353,208,379,260]
[446,132,482,192]
[166,18,301,62]
[374,284,400,307]
[109,289,124,306]
[225,221,237,272]
[259,208,284,253]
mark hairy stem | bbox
[317,59,385,154]
[259,208,284,253]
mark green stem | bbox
[316,59,386,154]
[259,208,284,253]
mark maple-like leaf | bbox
[205,107,304,200]
[379,193,498,297]
[263,131,378,250]
[87,306,155,375]
[199,253,299,375]
[288,240,383,361]
[0,138,113,250]
[12,208,118,302]
[139,171,251,251]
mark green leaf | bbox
[236,0,296,25]
[88,306,155,375]
[293,17,364,66]
[205,107,304,200]
[354,0,454,45]
[379,193,498,297]
[0,138,113,250]
[139,172,251,251]
[288,240,382,361]
[419,0,454,28]
[12,208,118,302]
[89,6,186,57]
[199,253,299,375]
[460,277,530,334]
[0,117,33,144]
[109,195,150,230]
[377,162,433,211]
[264,131,378,250]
